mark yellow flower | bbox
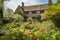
[34,31,38,35]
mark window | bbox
[40,10,44,13]
[32,11,36,14]
[25,12,29,14]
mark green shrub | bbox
[44,4,60,27]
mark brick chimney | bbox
[22,2,24,7]
[48,0,52,6]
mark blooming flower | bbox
[34,31,38,36]
[34,36,38,40]
[28,30,32,35]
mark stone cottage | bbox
[15,0,52,20]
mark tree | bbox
[4,8,13,18]
[0,0,9,18]
[0,0,4,18]
[57,0,60,4]
[44,1,60,27]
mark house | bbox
[15,0,52,20]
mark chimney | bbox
[22,2,24,7]
[48,0,52,6]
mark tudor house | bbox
[14,0,52,20]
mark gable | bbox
[15,4,48,13]
[14,5,23,14]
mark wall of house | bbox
[24,10,44,18]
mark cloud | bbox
[5,0,43,11]
[4,0,56,11]
[4,0,20,11]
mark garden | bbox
[0,0,60,40]
[0,20,60,40]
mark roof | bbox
[23,4,48,11]
[15,4,49,12]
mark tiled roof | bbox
[23,4,48,11]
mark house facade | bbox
[15,0,52,19]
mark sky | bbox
[4,0,56,11]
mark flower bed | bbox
[0,21,60,40]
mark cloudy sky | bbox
[4,0,56,11]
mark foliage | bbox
[37,15,41,22]
[27,17,32,22]
[0,19,60,40]
[3,8,13,18]
[0,0,4,18]
[0,0,60,40]
[0,28,24,40]
[18,20,60,40]
[3,8,24,22]
[24,16,28,22]
[14,7,24,16]
[11,14,24,22]
[57,0,60,4]
[12,6,24,22]
[44,3,60,27]
[0,0,3,3]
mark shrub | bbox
[44,4,60,27]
